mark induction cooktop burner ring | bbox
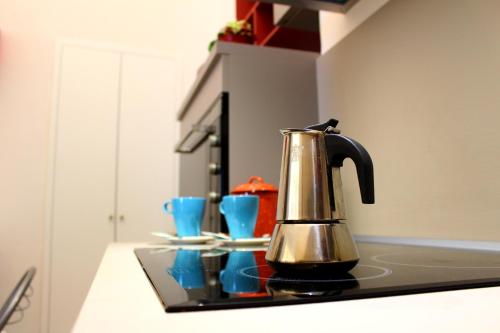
[238,264,392,283]
[372,252,500,269]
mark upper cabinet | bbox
[235,0,321,52]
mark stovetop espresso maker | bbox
[265,119,375,272]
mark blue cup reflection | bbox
[167,250,205,289]
[220,251,259,293]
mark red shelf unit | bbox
[235,0,320,52]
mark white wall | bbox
[0,1,234,332]
[317,0,500,241]
[320,0,389,53]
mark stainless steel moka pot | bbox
[265,119,375,273]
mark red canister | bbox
[232,176,278,237]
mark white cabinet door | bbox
[48,46,120,333]
[116,54,178,241]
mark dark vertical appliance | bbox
[175,93,229,233]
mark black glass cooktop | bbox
[134,242,500,312]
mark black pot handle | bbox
[305,118,339,131]
[324,133,375,204]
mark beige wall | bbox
[320,0,389,52]
[0,1,234,332]
[317,0,500,240]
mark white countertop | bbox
[73,241,500,333]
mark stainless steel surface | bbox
[201,231,231,240]
[208,134,220,147]
[276,129,333,221]
[175,124,214,153]
[208,163,221,175]
[0,267,36,331]
[331,168,346,220]
[265,223,359,267]
[268,121,374,271]
[208,191,221,203]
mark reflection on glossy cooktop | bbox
[134,242,500,312]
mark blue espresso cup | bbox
[219,195,259,239]
[163,197,206,237]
